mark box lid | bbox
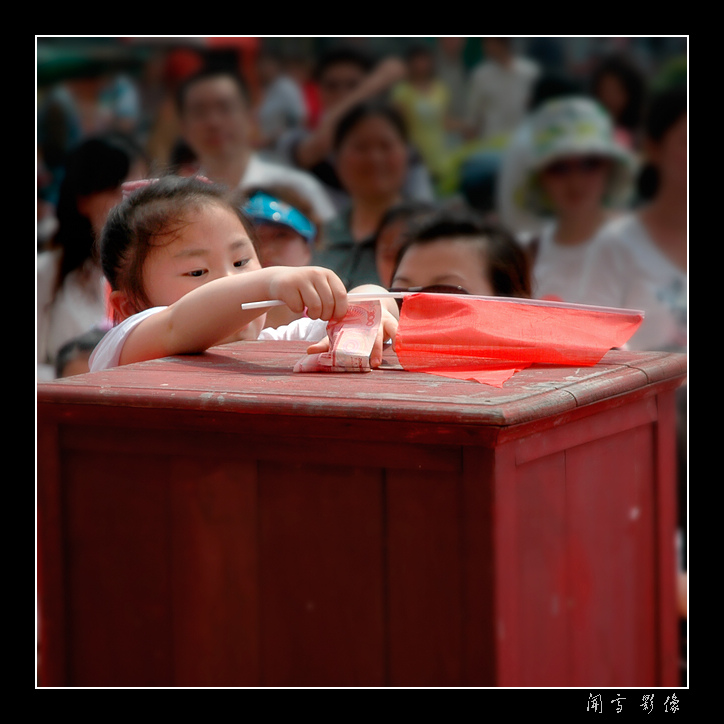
[37,342,686,431]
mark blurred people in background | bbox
[285,50,323,130]
[242,185,319,267]
[253,46,308,152]
[176,66,336,223]
[275,45,435,211]
[168,137,200,176]
[241,184,321,327]
[37,132,148,380]
[141,46,205,171]
[449,38,541,216]
[515,96,636,302]
[578,82,687,352]
[590,52,648,151]
[54,326,108,378]
[373,200,437,288]
[433,37,470,150]
[495,71,586,239]
[464,38,540,147]
[391,42,454,191]
[312,100,412,289]
[38,62,142,209]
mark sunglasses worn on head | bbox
[543,156,608,176]
[388,284,469,311]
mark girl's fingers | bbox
[369,324,385,368]
[282,286,306,314]
[370,312,398,368]
[328,272,349,320]
[306,336,330,355]
[305,269,347,321]
[310,281,334,321]
[270,267,348,320]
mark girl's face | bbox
[142,202,266,340]
[390,238,494,296]
[539,155,612,216]
[335,115,408,202]
[254,223,312,268]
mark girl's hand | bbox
[305,305,398,368]
[372,305,399,367]
[268,266,348,321]
[305,283,400,369]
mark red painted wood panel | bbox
[565,426,657,687]
[257,463,386,686]
[513,451,569,687]
[168,456,259,686]
[386,468,464,686]
[459,447,497,685]
[63,449,172,686]
[36,343,685,687]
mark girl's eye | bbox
[187,269,206,278]
[234,258,250,268]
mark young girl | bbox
[389,206,532,301]
[89,175,398,373]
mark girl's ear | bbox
[108,290,137,322]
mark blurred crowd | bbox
[35,35,688,682]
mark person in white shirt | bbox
[37,132,148,380]
[578,84,687,353]
[513,96,636,303]
[465,38,540,147]
[176,67,336,224]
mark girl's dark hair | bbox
[50,132,146,298]
[392,207,532,298]
[636,83,687,202]
[333,100,409,150]
[100,175,259,319]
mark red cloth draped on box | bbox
[394,294,644,386]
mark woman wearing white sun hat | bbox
[514,96,637,303]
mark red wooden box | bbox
[36,342,686,687]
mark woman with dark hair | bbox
[389,206,532,301]
[312,100,413,289]
[37,131,148,380]
[590,52,648,150]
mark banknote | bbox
[293,300,381,373]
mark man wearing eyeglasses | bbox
[177,67,337,224]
